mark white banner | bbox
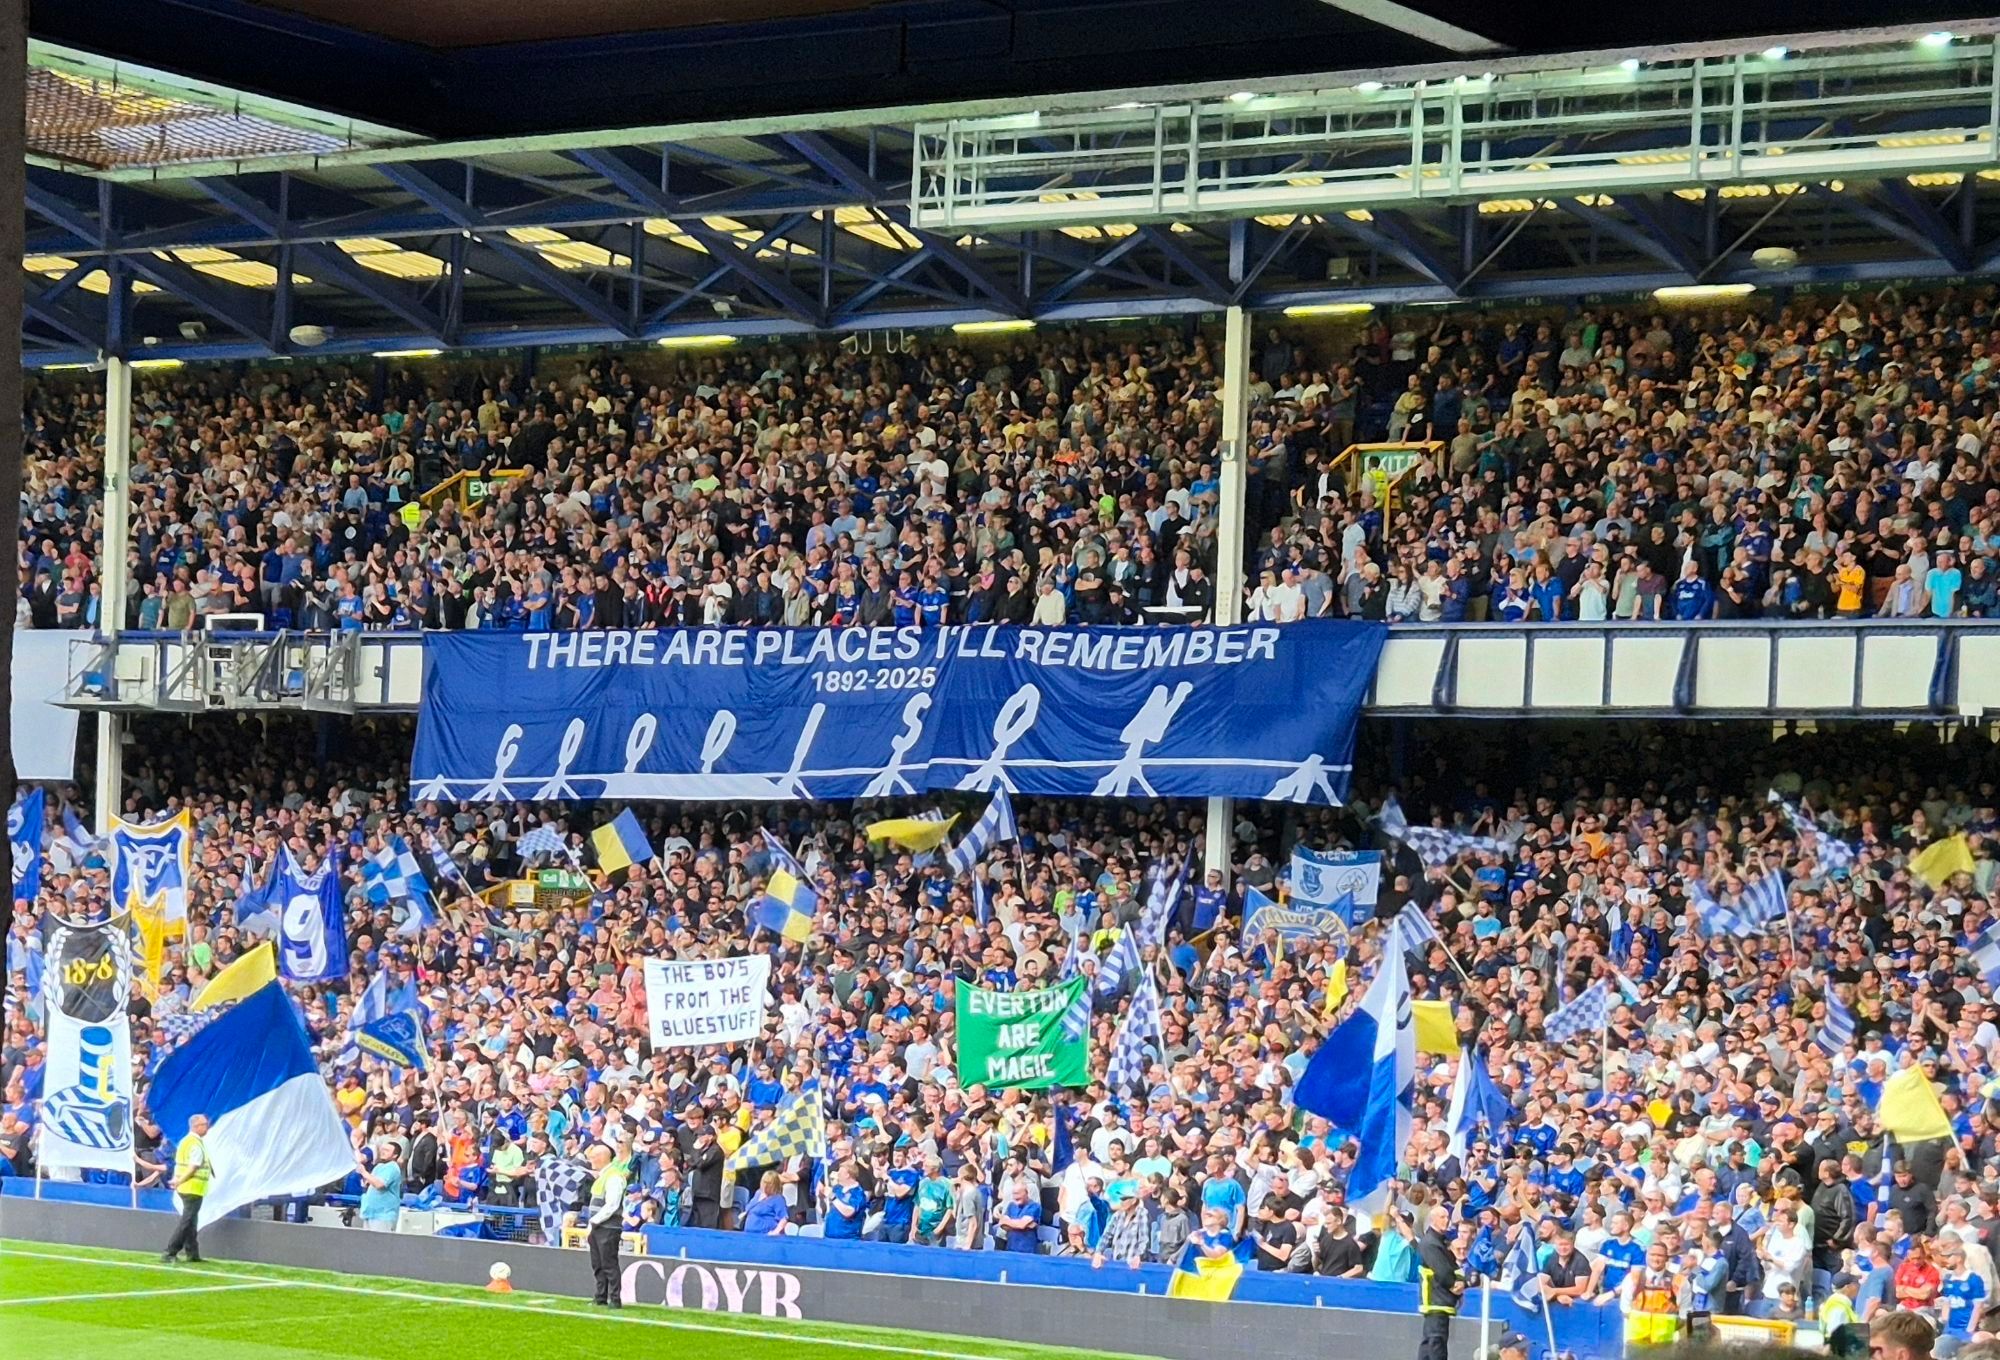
[1291,847,1382,909]
[644,955,772,1049]
[13,630,84,783]
[38,916,135,1173]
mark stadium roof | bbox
[23,3,2000,363]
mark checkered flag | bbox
[1058,934,1094,1041]
[726,1078,828,1174]
[1815,984,1856,1055]
[1389,902,1441,957]
[1106,973,1163,1093]
[534,1154,594,1242]
[1544,979,1610,1044]
[1688,878,1764,939]
[515,823,574,865]
[1377,795,1515,868]
[1770,791,1857,874]
[946,789,1018,877]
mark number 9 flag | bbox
[276,847,348,984]
[39,913,135,1173]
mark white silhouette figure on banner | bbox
[1093,681,1192,797]
[594,715,662,798]
[773,703,827,799]
[698,712,736,773]
[470,725,525,801]
[1266,752,1341,805]
[958,685,1041,792]
[531,718,588,801]
[863,693,933,797]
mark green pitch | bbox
[0,1240,1134,1360]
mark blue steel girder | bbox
[1874,179,1973,273]
[1806,184,1968,272]
[1558,197,1699,279]
[566,150,823,325]
[375,161,635,337]
[189,176,449,341]
[25,266,103,348]
[1331,210,1463,292]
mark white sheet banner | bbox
[13,629,84,783]
[38,915,135,1172]
[644,955,772,1048]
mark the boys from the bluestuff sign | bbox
[411,621,1384,807]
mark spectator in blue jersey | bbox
[872,1141,919,1244]
[995,1181,1043,1253]
[824,1160,867,1240]
[1671,560,1716,620]
[741,1171,791,1236]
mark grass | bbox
[0,1239,1138,1360]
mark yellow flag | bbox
[864,815,959,852]
[1166,1247,1246,1301]
[193,941,276,1011]
[1322,959,1349,1014]
[1413,999,1459,1057]
[133,898,167,1002]
[1878,1064,1954,1142]
[1910,834,1976,889]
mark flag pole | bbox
[1538,1283,1560,1360]
[1480,1275,1493,1360]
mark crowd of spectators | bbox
[6,717,2000,1350]
[19,288,2000,634]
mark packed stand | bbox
[19,289,2000,636]
[4,719,1999,1348]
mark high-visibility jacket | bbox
[1624,1269,1681,1346]
[1417,1229,1461,1315]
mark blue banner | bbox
[276,849,348,984]
[1290,848,1382,925]
[412,622,1384,807]
[1240,885,1353,952]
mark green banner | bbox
[954,975,1090,1089]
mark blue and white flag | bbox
[58,804,104,864]
[1544,979,1611,1044]
[352,1011,428,1069]
[1099,852,1191,994]
[1740,871,1788,927]
[1688,879,1764,940]
[1290,846,1380,923]
[147,981,359,1227]
[364,836,435,937]
[1443,1046,1515,1168]
[1057,932,1093,1041]
[1293,940,1414,1214]
[276,849,348,984]
[424,831,473,895]
[109,812,195,933]
[1377,796,1515,869]
[348,969,421,1031]
[1970,924,2000,988]
[514,822,571,864]
[1503,1224,1545,1306]
[946,789,1018,877]
[1816,985,1857,1055]
[1240,884,1353,952]
[1106,972,1163,1093]
[234,854,280,936]
[1771,791,1857,874]
[10,788,44,902]
[1389,902,1441,958]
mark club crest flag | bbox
[410,622,1386,808]
[110,812,194,936]
[1240,885,1354,952]
[38,913,135,1172]
[1290,847,1380,924]
[954,975,1090,1089]
[643,955,773,1048]
[276,848,349,983]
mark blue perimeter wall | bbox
[2,1178,1621,1359]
